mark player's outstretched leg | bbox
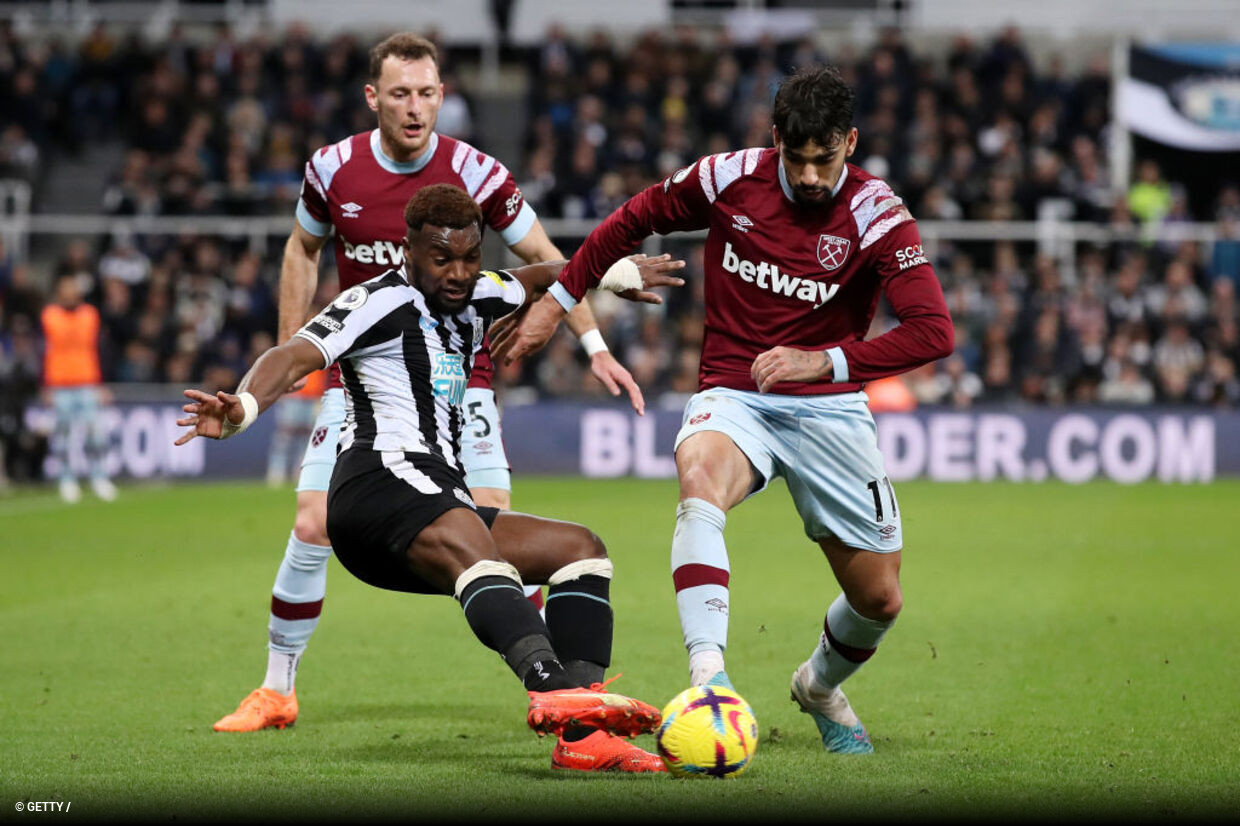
[214,523,331,732]
[453,557,660,739]
[541,557,664,772]
[789,594,895,754]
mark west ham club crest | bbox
[817,235,851,271]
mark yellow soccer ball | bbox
[655,685,758,778]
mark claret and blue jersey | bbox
[555,149,954,395]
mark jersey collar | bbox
[370,129,438,174]
[777,157,849,204]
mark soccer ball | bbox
[655,685,758,778]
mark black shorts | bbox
[326,448,500,595]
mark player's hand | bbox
[589,350,646,416]
[174,389,244,445]
[487,304,528,359]
[751,346,832,393]
[494,295,565,365]
[614,253,686,304]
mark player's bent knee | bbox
[292,507,331,548]
[292,489,330,545]
[853,587,902,623]
[573,527,608,562]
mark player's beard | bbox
[791,185,832,207]
[426,280,477,315]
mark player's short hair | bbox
[369,32,439,82]
[773,65,854,151]
[404,184,484,236]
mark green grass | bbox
[1,478,1238,822]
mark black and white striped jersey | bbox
[294,268,525,469]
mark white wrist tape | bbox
[219,391,259,439]
[579,328,608,357]
[598,257,642,293]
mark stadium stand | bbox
[1,18,1238,486]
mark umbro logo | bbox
[341,202,363,218]
[704,597,728,615]
[731,215,753,233]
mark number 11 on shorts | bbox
[866,477,898,522]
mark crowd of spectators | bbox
[2,21,1239,423]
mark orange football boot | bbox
[527,676,661,738]
[552,730,667,773]
[212,688,298,732]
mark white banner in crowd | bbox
[1119,43,1240,152]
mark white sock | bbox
[671,498,731,683]
[809,593,895,690]
[268,532,332,655]
[689,650,726,687]
[263,649,300,696]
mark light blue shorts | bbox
[296,387,345,492]
[674,387,902,552]
[460,387,511,492]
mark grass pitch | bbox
[2,477,1238,822]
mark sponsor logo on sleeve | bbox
[505,192,522,217]
[333,285,368,310]
[894,244,930,271]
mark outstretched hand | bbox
[174,389,244,445]
[589,350,646,416]
[614,253,686,304]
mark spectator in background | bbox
[40,274,117,503]
[1128,159,1172,228]
[1099,358,1155,405]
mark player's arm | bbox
[175,338,325,444]
[278,223,329,344]
[496,165,704,364]
[751,222,954,393]
[504,216,653,413]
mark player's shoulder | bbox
[474,268,522,298]
[304,131,369,197]
[436,135,514,202]
[842,163,916,250]
[688,146,775,203]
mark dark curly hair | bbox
[403,184,483,235]
[772,65,854,150]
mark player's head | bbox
[402,184,484,314]
[365,33,443,162]
[772,65,858,206]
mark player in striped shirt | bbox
[213,33,643,733]
[176,184,685,772]
[499,66,954,754]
